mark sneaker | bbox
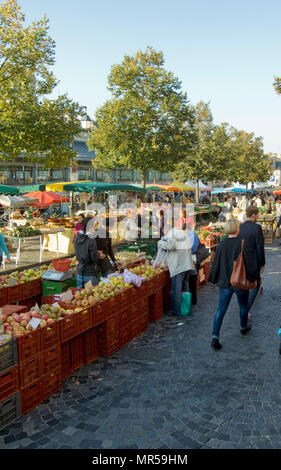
[211,338,222,350]
[240,325,252,335]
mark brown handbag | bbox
[230,239,257,290]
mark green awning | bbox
[0,184,19,195]
[19,184,46,193]
[64,182,145,193]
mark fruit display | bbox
[8,225,41,238]
[128,264,165,278]
[0,266,47,287]
[64,276,134,308]
[0,304,83,337]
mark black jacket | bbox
[238,220,265,282]
[74,232,98,277]
[209,238,243,288]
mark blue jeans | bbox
[171,271,191,316]
[248,278,261,311]
[212,287,249,339]
[76,275,99,289]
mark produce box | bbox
[149,289,163,322]
[19,354,44,388]
[0,288,8,308]
[17,328,42,363]
[7,284,24,304]
[41,321,61,350]
[22,279,42,300]
[75,306,93,335]
[43,368,62,400]
[42,278,76,297]
[0,366,20,403]
[83,328,99,364]
[70,335,84,372]
[0,392,21,430]
[0,337,18,374]
[20,379,43,415]
[59,312,77,343]
[43,344,61,375]
[60,342,71,381]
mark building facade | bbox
[0,114,172,187]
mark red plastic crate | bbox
[97,321,120,357]
[59,312,78,343]
[41,321,61,350]
[119,324,132,349]
[7,284,23,304]
[131,282,148,303]
[43,344,61,375]
[60,341,71,381]
[70,335,84,372]
[22,279,42,300]
[119,289,132,312]
[107,296,119,316]
[0,366,19,403]
[83,328,99,364]
[76,306,93,335]
[17,328,42,363]
[43,368,62,400]
[93,300,109,326]
[19,354,44,388]
[20,379,44,415]
[0,287,8,307]
[119,309,131,330]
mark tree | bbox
[0,0,84,167]
[227,128,271,187]
[172,101,232,202]
[87,47,197,188]
[273,76,281,95]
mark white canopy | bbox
[184,180,211,191]
[0,194,38,208]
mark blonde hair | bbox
[224,218,239,235]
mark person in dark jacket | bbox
[238,205,265,314]
[209,218,251,350]
[74,216,102,288]
[96,217,117,277]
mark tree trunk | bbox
[195,179,200,204]
[142,171,147,190]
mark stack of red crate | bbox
[148,289,163,322]
[131,298,149,338]
[0,338,20,430]
[97,313,120,357]
[19,320,62,415]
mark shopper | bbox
[96,217,118,277]
[0,232,11,267]
[74,213,85,239]
[238,205,265,315]
[158,223,194,317]
[158,209,165,238]
[74,216,101,288]
[176,208,194,229]
[209,218,251,350]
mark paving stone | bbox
[1,241,281,449]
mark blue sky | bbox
[18,0,281,153]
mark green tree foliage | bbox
[227,128,271,186]
[0,0,84,167]
[88,47,197,188]
[172,101,232,202]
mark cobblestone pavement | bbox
[1,241,281,450]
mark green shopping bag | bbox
[180,291,192,316]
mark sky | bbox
[18,0,281,154]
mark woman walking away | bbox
[209,218,251,351]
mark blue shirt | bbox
[0,232,10,258]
